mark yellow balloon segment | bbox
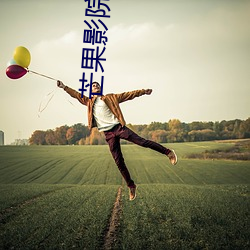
[13,46,31,68]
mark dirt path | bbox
[103,186,123,250]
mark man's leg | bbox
[104,131,135,188]
[118,125,177,165]
[119,126,171,154]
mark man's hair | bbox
[92,81,100,87]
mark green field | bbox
[0,141,249,249]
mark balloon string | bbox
[67,99,75,106]
[38,88,58,118]
[28,69,58,81]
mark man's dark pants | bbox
[104,124,171,187]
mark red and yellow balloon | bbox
[6,46,31,80]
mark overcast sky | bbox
[0,0,249,144]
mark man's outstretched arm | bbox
[116,88,153,103]
[57,80,89,105]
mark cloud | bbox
[30,31,83,81]
[109,22,155,44]
[32,31,81,62]
[107,22,167,64]
[35,31,79,48]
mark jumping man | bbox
[57,81,177,201]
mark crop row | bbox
[0,184,119,249]
[119,184,250,249]
[1,143,250,186]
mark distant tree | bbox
[167,119,184,142]
[150,130,168,143]
[233,119,243,139]
[202,129,216,140]
[188,129,216,141]
[126,124,150,140]
[147,121,167,131]
[29,118,250,145]
[181,122,189,142]
[188,130,196,142]
[78,138,86,145]
[213,122,221,139]
[218,120,241,140]
[87,128,106,145]
[206,122,214,130]
[126,123,135,132]
[239,118,250,138]
[168,119,182,131]
[29,130,46,145]
[74,123,90,142]
[66,123,90,145]
[140,126,150,140]
[189,121,205,131]
[55,125,69,145]
[45,129,57,145]
[66,127,75,144]
[134,124,148,133]
[85,136,90,145]
[92,137,99,145]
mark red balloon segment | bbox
[6,65,27,79]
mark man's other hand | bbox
[57,80,65,89]
[145,89,152,95]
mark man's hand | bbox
[57,80,65,89]
[145,89,152,95]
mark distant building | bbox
[0,131,4,145]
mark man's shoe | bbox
[129,186,137,201]
[168,150,178,165]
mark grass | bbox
[0,184,118,249]
[120,184,250,250]
[186,140,250,161]
[0,145,121,185]
[0,141,250,249]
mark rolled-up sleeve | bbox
[64,86,89,106]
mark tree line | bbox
[29,118,250,145]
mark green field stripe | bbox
[1,143,249,185]
[174,162,208,185]
[0,161,24,171]
[41,158,92,184]
[77,157,121,186]
[102,159,116,185]
[131,160,155,184]
[0,185,76,222]
[180,159,250,185]
[25,160,66,183]
[78,158,103,185]
[224,163,250,184]
[52,159,85,184]
[0,160,61,184]
[76,161,98,185]
[33,186,104,247]
[119,184,250,249]
[102,158,122,186]
[165,165,186,184]
[0,161,36,182]
[168,141,233,158]
[153,163,179,184]
[0,185,119,249]
[0,184,74,211]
